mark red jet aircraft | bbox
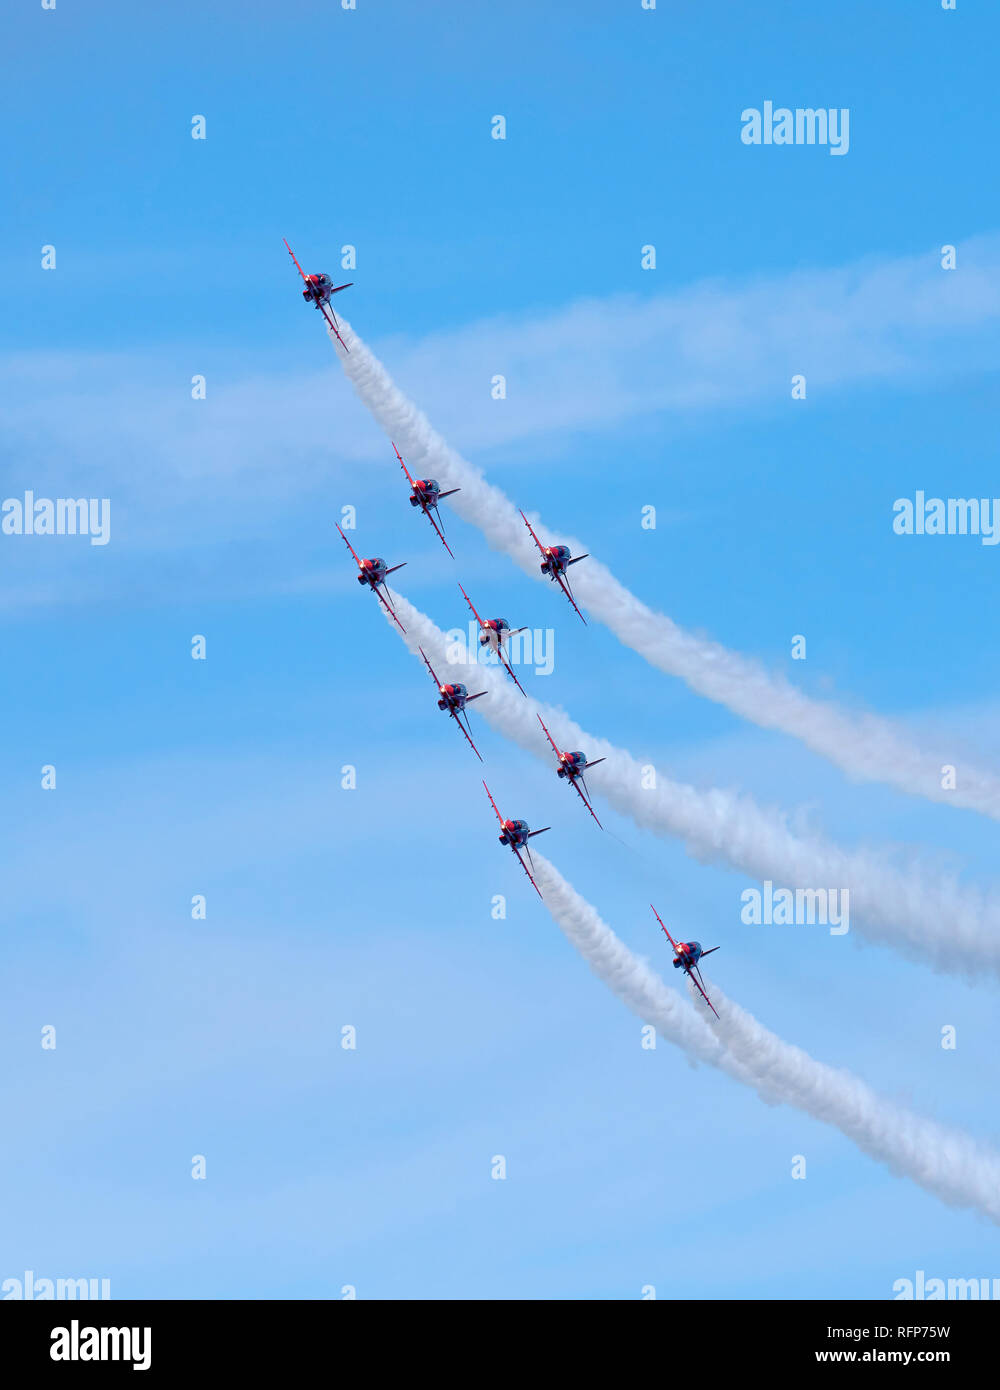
[419,647,487,761]
[393,443,460,557]
[483,782,549,898]
[536,715,605,827]
[336,524,406,633]
[284,239,353,352]
[519,511,588,624]
[459,584,527,697]
[651,905,720,1019]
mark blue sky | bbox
[2,0,1000,1299]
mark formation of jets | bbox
[289,242,723,1019]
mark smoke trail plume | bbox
[329,316,1000,821]
[533,853,1000,1224]
[386,591,1000,982]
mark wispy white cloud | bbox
[4,234,1000,616]
[351,232,1000,447]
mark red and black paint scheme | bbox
[483,782,549,898]
[393,443,460,557]
[336,524,407,633]
[459,584,527,697]
[283,239,353,352]
[651,905,721,1019]
[519,511,589,624]
[419,647,487,762]
[536,714,605,827]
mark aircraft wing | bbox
[482,780,507,829]
[552,568,587,625]
[318,300,349,352]
[336,523,363,569]
[650,904,680,953]
[458,583,484,629]
[392,441,415,488]
[423,505,455,558]
[570,774,602,828]
[451,707,483,762]
[324,285,353,328]
[688,967,721,1021]
[519,509,548,559]
[419,646,443,689]
[536,714,562,757]
[498,649,527,698]
[512,845,544,899]
[372,581,406,634]
[283,237,311,286]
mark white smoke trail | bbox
[386,591,1000,981]
[328,315,1000,821]
[532,853,1000,1224]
